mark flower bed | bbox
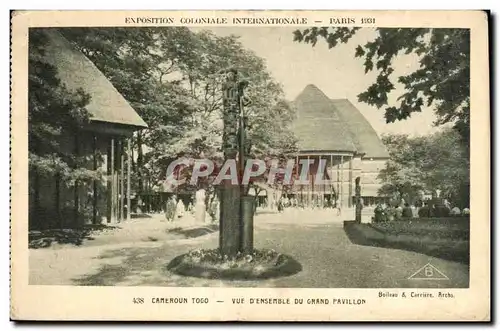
[167,248,302,280]
[370,218,469,240]
[343,220,469,264]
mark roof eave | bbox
[85,119,148,136]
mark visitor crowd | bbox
[373,198,470,223]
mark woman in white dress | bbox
[176,199,185,219]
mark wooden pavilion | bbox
[29,29,148,229]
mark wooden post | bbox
[74,133,80,226]
[340,155,344,208]
[336,156,340,206]
[219,70,242,258]
[311,155,315,206]
[55,173,61,228]
[349,156,353,208]
[110,138,116,223]
[321,155,325,208]
[92,134,98,224]
[296,156,301,205]
[120,140,125,222]
[355,177,362,223]
[219,175,241,256]
[106,139,111,223]
[127,138,131,221]
[306,155,310,207]
[316,155,326,208]
[241,196,254,254]
[330,154,333,204]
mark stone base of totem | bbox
[166,248,303,280]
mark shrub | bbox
[373,205,387,223]
[418,206,431,218]
[433,205,451,217]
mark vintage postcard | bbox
[10,10,490,321]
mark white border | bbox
[5,1,497,329]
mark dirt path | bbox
[29,212,469,288]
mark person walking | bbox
[165,195,177,222]
[277,197,284,213]
[176,198,185,219]
[334,197,342,216]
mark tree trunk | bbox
[219,180,241,256]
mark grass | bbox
[344,218,470,264]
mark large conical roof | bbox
[293,84,389,158]
[39,29,148,129]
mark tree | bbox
[377,134,427,204]
[293,28,470,146]
[61,28,298,213]
[153,30,298,200]
[379,129,469,207]
[61,27,198,207]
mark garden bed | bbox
[167,248,302,280]
[344,219,469,264]
[370,218,469,240]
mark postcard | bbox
[10,10,490,321]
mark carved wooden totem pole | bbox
[219,68,253,257]
[355,176,362,223]
[237,81,254,255]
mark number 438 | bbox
[133,297,144,304]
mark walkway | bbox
[29,211,469,288]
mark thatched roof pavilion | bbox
[290,84,389,208]
[30,29,148,227]
[40,29,148,132]
[293,84,388,159]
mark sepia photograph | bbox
[10,10,489,321]
[27,25,471,288]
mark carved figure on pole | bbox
[219,68,247,257]
[236,80,254,255]
[355,176,362,223]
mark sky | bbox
[191,27,445,137]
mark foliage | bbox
[168,248,301,280]
[172,30,298,195]
[378,129,469,207]
[185,248,282,269]
[293,28,470,145]
[61,28,298,196]
[61,27,198,194]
